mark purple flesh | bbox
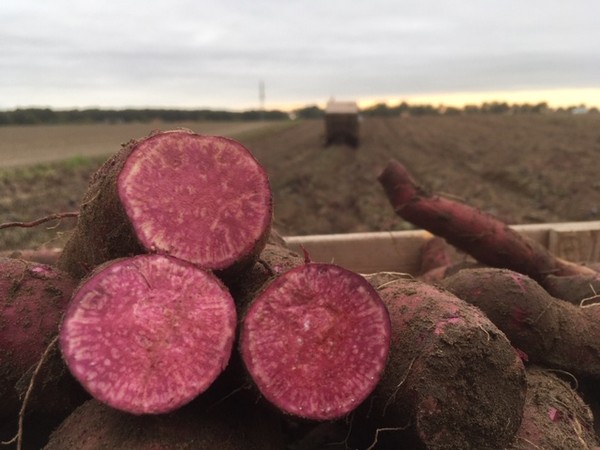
[60,254,237,414]
[118,131,272,270]
[240,263,391,420]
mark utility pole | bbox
[259,80,265,121]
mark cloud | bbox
[1,0,600,109]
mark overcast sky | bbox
[2,0,600,110]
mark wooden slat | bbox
[286,229,434,275]
[548,229,600,263]
[6,221,600,275]
[284,221,600,274]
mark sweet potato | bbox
[239,263,391,421]
[442,267,600,379]
[228,242,306,304]
[508,366,597,449]
[0,258,79,419]
[58,130,272,279]
[44,396,285,450]
[59,254,236,414]
[418,237,482,283]
[352,274,527,450]
[378,159,595,283]
[542,272,600,305]
[419,236,453,274]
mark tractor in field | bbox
[324,100,359,148]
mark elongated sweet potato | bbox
[418,237,481,283]
[378,159,595,283]
[58,130,272,279]
[355,274,527,450]
[442,267,600,379]
[0,258,79,419]
[59,254,237,414]
[508,366,597,450]
[239,263,391,421]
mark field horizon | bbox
[1,114,600,252]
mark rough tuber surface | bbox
[508,366,597,450]
[0,258,78,419]
[378,159,595,283]
[442,267,600,379]
[228,242,305,305]
[357,273,527,450]
[44,396,285,450]
[59,254,237,414]
[58,130,272,279]
[240,263,391,421]
[419,236,453,275]
[542,272,600,305]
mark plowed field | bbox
[1,115,600,251]
[242,114,600,235]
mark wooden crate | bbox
[284,221,600,274]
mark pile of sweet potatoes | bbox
[379,159,600,449]
[0,130,393,449]
[1,135,600,449]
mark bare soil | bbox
[243,114,600,235]
[1,115,600,252]
[0,121,278,168]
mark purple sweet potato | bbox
[442,267,600,379]
[44,396,285,450]
[0,258,78,419]
[378,159,595,283]
[508,366,597,449]
[358,274,527,450]
[419,236,453,275]
[228,242,305,304]
[239,263,391,421]
[58,130,272,279]
[542,272,600,305]
[418,237,482,283]
[59,254,237,414]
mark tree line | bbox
[0,108,289,126]
[294,101,597,118]
[0,101,596,125]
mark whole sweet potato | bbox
[352,274,527,450]
[0,258,82,420]
[442,267,600,379]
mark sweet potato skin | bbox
[442,267,600,379]
[508,366,597,449]
[58,147,141,279]
[59,130,272,279]
[0,258,78,418]
[378,159,595,283]
[419,237,453,274]
[542,272,600,305]
[355,274,527,450]
[228,242,305,306]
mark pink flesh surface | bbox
[60,254,236,414]
[241,264,391,420]
[118,132,271,269]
